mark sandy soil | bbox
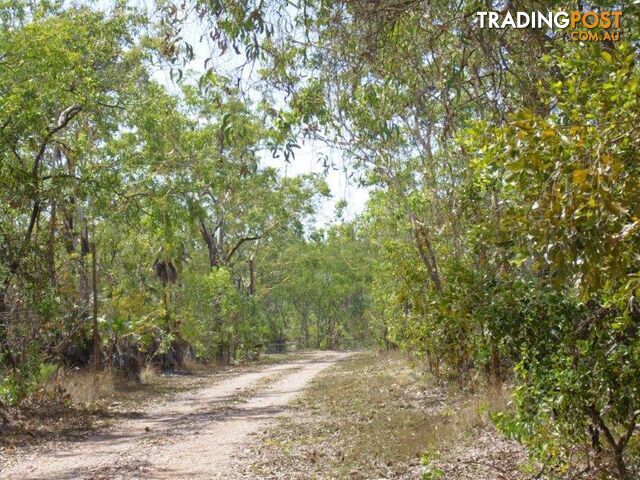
[0,351,348,480]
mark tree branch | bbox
[227,236,261,262]
[18,105,82,266]
[32,104,82,178]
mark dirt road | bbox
[0,351,348,479]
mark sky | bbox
[262,141,369,226]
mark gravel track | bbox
[0,351,348,479]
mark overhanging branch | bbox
[227,235,261,262]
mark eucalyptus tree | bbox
[257,221,372,350]
[0,4,150,386]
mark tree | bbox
[0,4,148,389]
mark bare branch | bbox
[32,104,82,177]
[227,235,261,262]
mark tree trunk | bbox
[0,280,16,370]
[78,221,90,307]
[248,258,255,295]
[327,316,335,350]
[300,310,309,348]
[316,315,321,349]
[199,220,219,268]
[587,406,632,479]
[91,230,100,370]
[383,321,390,352]
[163,286,171,331]
[410,214,442,292]
[47,200,58,288]
[490,342,502,385]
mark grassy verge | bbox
[238,350,528,479]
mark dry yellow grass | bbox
[239,350,526,480]
[139,364,159,385]
[58,369,117,404]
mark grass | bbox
[240,350,524,480]
[58,369,117,404]
[303,352,442,470]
